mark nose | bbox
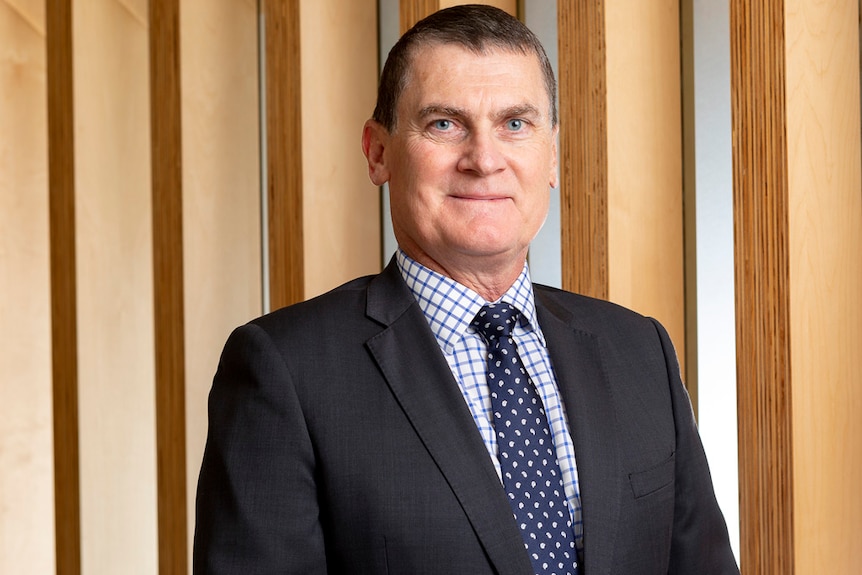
[456,130,506,176]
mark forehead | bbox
[399,43,548,114]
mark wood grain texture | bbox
[74,1,158,570]
[729,1,794,573]
[264,0,304,309]
[784,0,862,571]
[680,0,698,414]
[604,0,685,368]
[71,0,159,570]
[400,0,438,33]
[46,2,81,574]
[0,1,54,572]
[300,0,381,298]
[149,0,188,572]
[557,0,608,300]
[179,0,262,567]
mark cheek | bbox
[393,164,451,215]
[388,181,437,238]
[526,191,550,230]
[516,178,551,235]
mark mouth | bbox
[450,193,510,202]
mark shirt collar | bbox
[395,249,545,353]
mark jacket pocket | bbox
[628,452,675,498]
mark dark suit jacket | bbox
[194,260,739,574]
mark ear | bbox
[362,119,391,186]
[548,124,560,189]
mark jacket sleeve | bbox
[650,319,740,575]
[193,322,328,574]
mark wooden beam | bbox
[400,0,439,33]
[149,0,189,572]
[46,1,81,573]
[680,0,698,414]
[729,1,794,573]
[264,0,304,309]
[558,0,608,300]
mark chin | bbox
[454,239,526,261]
[461,228,531,253]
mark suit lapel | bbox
[536,292,622,575]
[364,262,534,575]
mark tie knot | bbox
[472,303,520,342]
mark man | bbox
[194,5,739,574]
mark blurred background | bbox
[1,0,860,573]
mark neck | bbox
[399,246,526,302]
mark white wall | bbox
[523,0,561,288]
[692,0,740,559]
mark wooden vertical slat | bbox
[400,0,439,33]
[46,1,81,574]
[300,1,381,298]
[558,0,608,299]
[729,1,794,573]
[784,0,862,571]
[1,2,54,572]
[264,0,304,310]
[180,0,263,566]
[680,0,698,413]
[149,0,188,573]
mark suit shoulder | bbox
[249,274,376,335]
[533,283,674,356]
[534,283,650,324]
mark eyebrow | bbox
[417,103,543,122]
[418,105,467,119]
[494,104,541,122]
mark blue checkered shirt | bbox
[396,250,584,550]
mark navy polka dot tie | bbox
[473,303,578,575]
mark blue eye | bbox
[433,119,452,130]
[507,119,524,131]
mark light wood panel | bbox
[732,0,862,572]
[180,0,262,569]
[73,0,159,572]
[301,0,380,298]
[605,0,685,361]
[149,0,188,572]
[1,1,55,574]
[785,0,862,571]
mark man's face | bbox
[364,43,558,278]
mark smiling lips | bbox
[450,191,511,202]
